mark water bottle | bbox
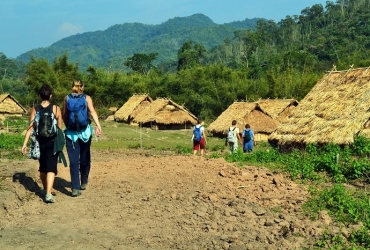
[35,111,40,122]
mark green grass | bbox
[91,121,229,154]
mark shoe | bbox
[80,183,87,190]
[71,189,81,197]
[45,193,55,203]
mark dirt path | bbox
[0,150,335,249]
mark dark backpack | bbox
[193,125,202,142]
[244,129,251,142]
[66,94,89,131]
[34,104,57,138]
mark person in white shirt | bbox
[227,120,242,154]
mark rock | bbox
[318,210,332,225]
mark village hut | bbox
[207,101,279,141]
[133,98,197,130]
[114,94,153,124]
[269,66,370,147]
[257,99,298,122]
[0,93,27,118]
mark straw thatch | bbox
[108,107,118,114]
[269,66,370,146]
[133,98,197,130]
[207,101,280,141]
[0,93,27,116]
[257,99,298,122]
[114,94,153,124]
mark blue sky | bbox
[1,0,328,58]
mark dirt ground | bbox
[0,149,347,250]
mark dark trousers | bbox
[66,137,91,189]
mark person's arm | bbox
[237,129,242,144]
[202,127,207,144]
[62,96,68,127]
[21,108,36,155]
[86,95,102,136]
[54,105,63,129]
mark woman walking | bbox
[21,83,63,203]
[63,79,102,197]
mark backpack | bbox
[244,129,251,142]
[193,125,202,142]
[34,104,57,138]
[227,127,236,143]
[66,94,89,131]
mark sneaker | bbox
[71,189,81,197]
[80,183,87,190]
[45,193,55,203]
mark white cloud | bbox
[56,22,83,39]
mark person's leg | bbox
[46,172,55,194]
[66,138,81,190]
[247,141,253,152]
[43,139,58,203]
[200,138,205,156]
[229,142,233,154]
[79,137,92,186]
[38,141,48,191]
[39,172,47,190]
[193,141,199,155]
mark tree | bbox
[124,53,158,75]
[177,40,206,71]
[25,56,58,105]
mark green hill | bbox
[16,14,261,70]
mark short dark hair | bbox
[232,120,237,125]
[245,124,250,128]
[38,84,52,101]
[197,118,202,124]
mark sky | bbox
[1,0,328,59]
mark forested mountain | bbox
[16,14,261,70]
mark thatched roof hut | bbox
[0,93,27,117]
[269,66,370,146]
[257,99,298,122]
[114,94,153,124]
[207,101,279,141]
[133,98,197,130]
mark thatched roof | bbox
[133,98,197,125]
[257,99,298,121]
[114,94,153,122]
[0,93,27,115]
[269,66,370,145]
[207,101,279,135]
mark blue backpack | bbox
[193,125,202,142]
[66,94,89,131]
